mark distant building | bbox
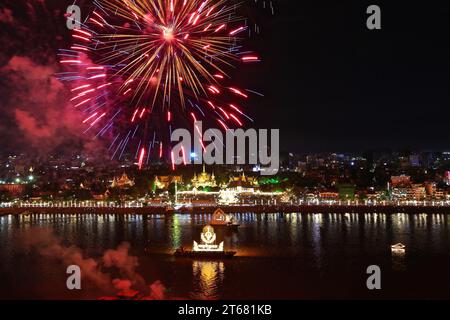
[110,173,135,189]
[390,175,411,188]
[391,187,409,200]
[0,183,25,196]
[191,165,217,188]
[445,171,450,186]
[392,184,426,201]
[424,182,437,197]
[338,184,356,200]
[92,190,110,200]
[409,154,420,167]
[424,181,446,200]
[411,184,426,200]
[319,191,339,200]
[228,172,259,189]
[154,175,183,190]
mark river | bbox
[0,212,449,299]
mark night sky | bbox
[0,0,449,155]
[257,1,450,152]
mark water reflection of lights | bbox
[432,214,443,224]
[310,214,322,264]
[392,213,410,232]
[313,213,323,224]
[192,260,225,299]
[391,244,407,272]
[170,215,182,249]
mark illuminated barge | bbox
[174,225,237,259]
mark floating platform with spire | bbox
[174,225,237,259]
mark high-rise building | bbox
[409,154,420,167]
[411,184,426,200]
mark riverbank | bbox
[1,204,450,216]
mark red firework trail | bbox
[58,0,262,168]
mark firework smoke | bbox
[0,1,105,157]
[21,227,169,299]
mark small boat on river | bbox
[391,243,406,253]
[210,208,240,230]
[174,248,236,259]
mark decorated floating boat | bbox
[174,249,236,259]
[174,225,237,259]
[391,243,406,253]
[210,208,240,230]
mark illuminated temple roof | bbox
[111,173,135,189]
[191,165,217,188]
[228,172,259,189]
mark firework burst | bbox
[58,0,262,169]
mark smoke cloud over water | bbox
[21,227,170,299]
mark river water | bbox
[0,212,449,299]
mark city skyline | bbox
[1,150,449,205]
